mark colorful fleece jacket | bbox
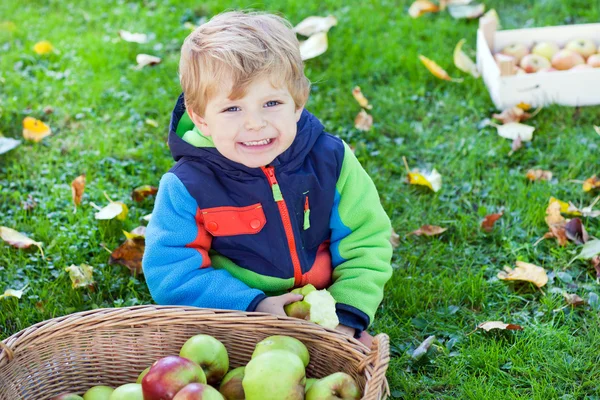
[142,94,393,333]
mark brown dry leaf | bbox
[109,233,146,275]
[131,185,158,202]
[565,218,589,245]
[583,175,600,192]
[592,256,600,278]
[526,169,552,182]
[135,54,161,70]
[22,117,52,142]
[0,227,44,258]
[71,174,86,213]
[492,107,532,124]
[419,55,462,82]
[477,321,523,332]
[293,15,338,36]
[352,86,373,110]
[409,225,447,236]
[299,32,328,61]
[497,261,548,288]
[542,201,568,246]
[563,292,585,307]
[354,109,373,131]
[65,264,95,289]
[448,3,485,19]
[481,212,502,232]
[509,135,523,155]
[453,39,479,78]
[408,0,440,18]
[390,228,400,248]
[21,194,37,211]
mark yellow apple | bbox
[565,38,597,59]
[531,41,559,60]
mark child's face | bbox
[188,76,304,168]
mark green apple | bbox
[219,367,245,400]
[136,366,151,384]
[51,394,83,400]
[305,372,361,400]
[284,284,317,320]
[305,378,318,392]
[531,41,559,60]
[243,350,305,400]
[83,385,114,400]
[252,335,310,367]
[142,356,207,400]
[284,285,339,329]
[173,383,225,400]
[180,334,229,385]
[108,384,144,400]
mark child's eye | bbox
[265,100,281,107]
[223,106,241,112]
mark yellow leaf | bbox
[496,122,534,142]
[403,156,442,192]
[352,86,373,109]
[22,117,52,142]
[526,169,552,182]
[482,9,501,28]
[419,55,462,82]
[65,264,94,289]
[145,118,158,127]
[124,226,146,240]
[594,125,600,136]
[0,227,44,258]
[408,0,440,18]
[583,175,600,192]
[497,261,548,288]
[477,321,523,332]
[549,197,581,216]
[33,40,54,55]
[299,32,328,61]
[453,39,480,78]
[0,285,27,300]
[409,225,447,236]
[293,15,338,36]
[516,102,532,111]
[354,109,373,131]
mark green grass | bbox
[1,0,600,398]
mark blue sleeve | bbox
[142,172,267,311]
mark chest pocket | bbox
[202,203,266,236]
[298,193,329,250]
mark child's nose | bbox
[244,113,267,131]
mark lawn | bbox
[1,0,600,398]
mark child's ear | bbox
[295,106,304,122]
[187,109,212,137]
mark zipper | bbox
[261,166,302,286]
[303,195,311,230]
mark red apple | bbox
[551,49,585,70]
[519,54,551,73]
[51,394,83,400]
[142,356,207,400]
[587,54,600,67]
[219,367,245,400]
[173,383,224,400]
[179,335,229,386]
[565,38,597,59]
[500,43,529,63]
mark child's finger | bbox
[282,293,304,304]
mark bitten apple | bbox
[531,41,560,60]
[284,284,339,329]
[305,372,361,400]
[551,49,585,70]
[243,350,305,400]
[173,383,224,400]
[219,367,245,400]
[179,335,229,386]
[500,43,529,63]
[142,356,207,400]
[252,335,310,367]
[519,54,551,73]
[565,38,597,59]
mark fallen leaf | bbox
[453,39,479,78]
[477,321,523,332]
[526,169,552,182]
[354,109,373,131]
[109,233,146,275]
[0,227,44,258]
[131,185,158,202]
[0,285,28,300]
[509,135,522,155]
[21,194,36,211]
[135,54,161,70]
[65,264,95,288]
[543,201,568,246]
[492,107,531,124]
[583,175,600,192]
[33,40,54,55]
[497,261,548,288]
[126,226,146,239]
[409,225,447,236]
[0,137,21,154]
[592,256,600,278]
[579,196,600,218]
[574,239,600,261]
[412,335,436,360]
[145,118,158,127]
[118,30,149,43]
[408,0,440,18]
[594,125,600,136]
[496,122,535,142]
[293,15,338,36]
[71,174,86,212]
[481,212,502,232]
[299,32,328,61]
[142,213,152,222]
[549,197,580,216]
[516,102,531,111]
[352,86,373,109]
[22,117,52,142]
[563,292,585,307]
[565,218,589,245]
[390,228,400,248]
[419,55,462,82]
[448,3,485,19]
[90,192,129,221]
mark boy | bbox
[142,11,393,346]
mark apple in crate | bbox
[551,49,585,70]
[219,367,245,400]
[531,41,559,60]
[587,54,600,67]
[500,43,529,63]
[83,385,114,400]
[173,383,224,400]
[565,38,597,59]
[179,334,229,385]
[242,350,305,400]
[252,335,310,367]
[305,372,361,400]
[571,64,593,70]
[519,54,551,73]
[142,356,207,400]
[109,383,144,400]
[51,394,83,400]
[284,284,340,329]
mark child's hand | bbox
[255,293,303,316]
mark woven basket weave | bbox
[0,305,390,400]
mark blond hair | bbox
[180,11,310,116]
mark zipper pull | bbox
[303,195,310,230]
[263,166,283,202]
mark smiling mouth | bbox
[239,138,274,147]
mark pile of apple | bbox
[496,38,600,74]
[51,333,361,400]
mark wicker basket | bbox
[0,305,390,400]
